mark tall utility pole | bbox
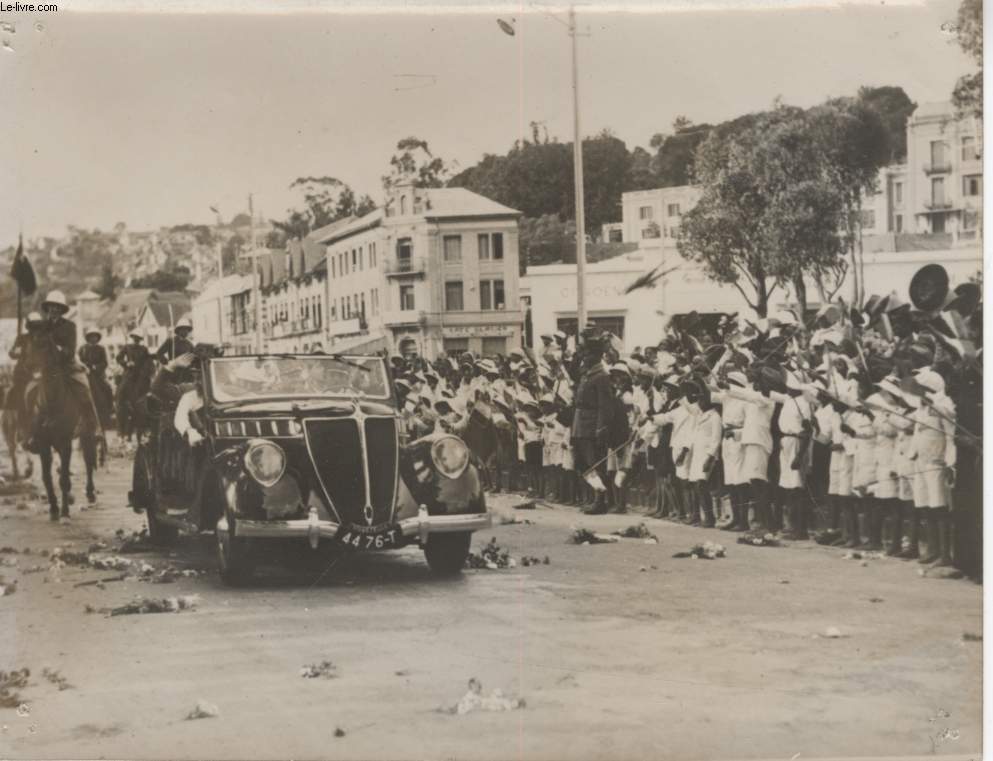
[569,6,587,334]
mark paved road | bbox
[0,449,982,760]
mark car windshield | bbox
[208,356,391,402]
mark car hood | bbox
[209,399,397,418]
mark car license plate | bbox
[335,523,402,551]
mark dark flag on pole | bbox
[10,235,37,296]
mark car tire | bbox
[216,518,256,586]
[424,532,471,576]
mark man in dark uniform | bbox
[570,331,615,515]
[79,327,113,429]
[26,291,100,449]
[116,332,151,439]
[155,316,194,364]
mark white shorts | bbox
[912,463,948,508]
[741,444,769,483]
[722,437,744,486]
[778,437,802,490]
[829,455,853,497]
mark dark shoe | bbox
[583,503,608,516]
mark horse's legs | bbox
[81,434,97,502]
[59,444,73,518]
[39,448,58,520]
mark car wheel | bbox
[215,518,256,586]
[423,532,471,576]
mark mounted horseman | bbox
[24,290,100,519]
[116,331,154,441]
[1,311,44,480]
[79,326,115,432]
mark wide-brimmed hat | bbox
[84,326,101,339]
[42,290,69,313]
[175,316,193,331]
[26,311,42,325]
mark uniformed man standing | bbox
[570,332,615,515]
[155,316,194,364]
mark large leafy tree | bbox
[650,118,714,187]
[807,97,890,305]
[857,85,917,162]
[268,176,374,247]
[383,137,452,191]
[678,107,848,317]
[951,0,982,117]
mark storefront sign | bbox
[441,325,515,338]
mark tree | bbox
[807,97,890,305]
[519,214,578,271]
[221,232,247,274]
[95,263,121,301]
[580,130,632,235]
[951,0,982,117]
[131,265,192,292]
[383,137,452,191]
[857,85,917,162]
[625,145,657,191]
[268,176,375,247]
[651,118,714,186]
[679,107,848,317]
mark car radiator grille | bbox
[304,417,398,526]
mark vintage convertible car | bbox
[129,353,490,585]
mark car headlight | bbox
[431,436,470,480]
[244,439,286,488]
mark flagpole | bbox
[15,232,23,338]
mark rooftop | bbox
[419,188,520,219]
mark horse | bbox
[0,407,32,481]
[25,358,99,520]
[115,356,155,442]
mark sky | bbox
[0,0,973,245]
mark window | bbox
[859,210,876,229]
[360,293,366,318]
[963,209,980,230]
[443,338,469,355]
[963,175,982,196]
[492,233,504,260]
[931,177,945,205]
[346,296,352,319]
[331,258,336,278]
[400,195,408,215]
[397,238,412,264]
[930,140,949,168]
[962,136,978,161]
[341,253,348,276]
[481,337,507,356]
[445,281,464,311]
[667,203,680,217]
[352,249,357,269]
[480,279,505,311]
[370,242,377,267]
[639,205,653,220]
[894,214,903,233]
[399,284,415,310]
[443,235,462,263]
[359,247,364,271]
[932,214,946,234]
[894,182,903,205]
[641,222,660,239]
[477,233,490,260]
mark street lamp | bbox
[498,8,588,333]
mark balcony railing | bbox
[923,163,952,175]
[384,257,427,277]
[381,309,426,327]
[923,200,954,211]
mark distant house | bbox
[135,292,192,353]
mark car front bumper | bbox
[231,505,491,546]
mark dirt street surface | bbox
[0,449,982,761]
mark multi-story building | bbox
[321,184,523,358]
[191,273,256,354]
[618,185,702,250]
[260,231,334,354]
